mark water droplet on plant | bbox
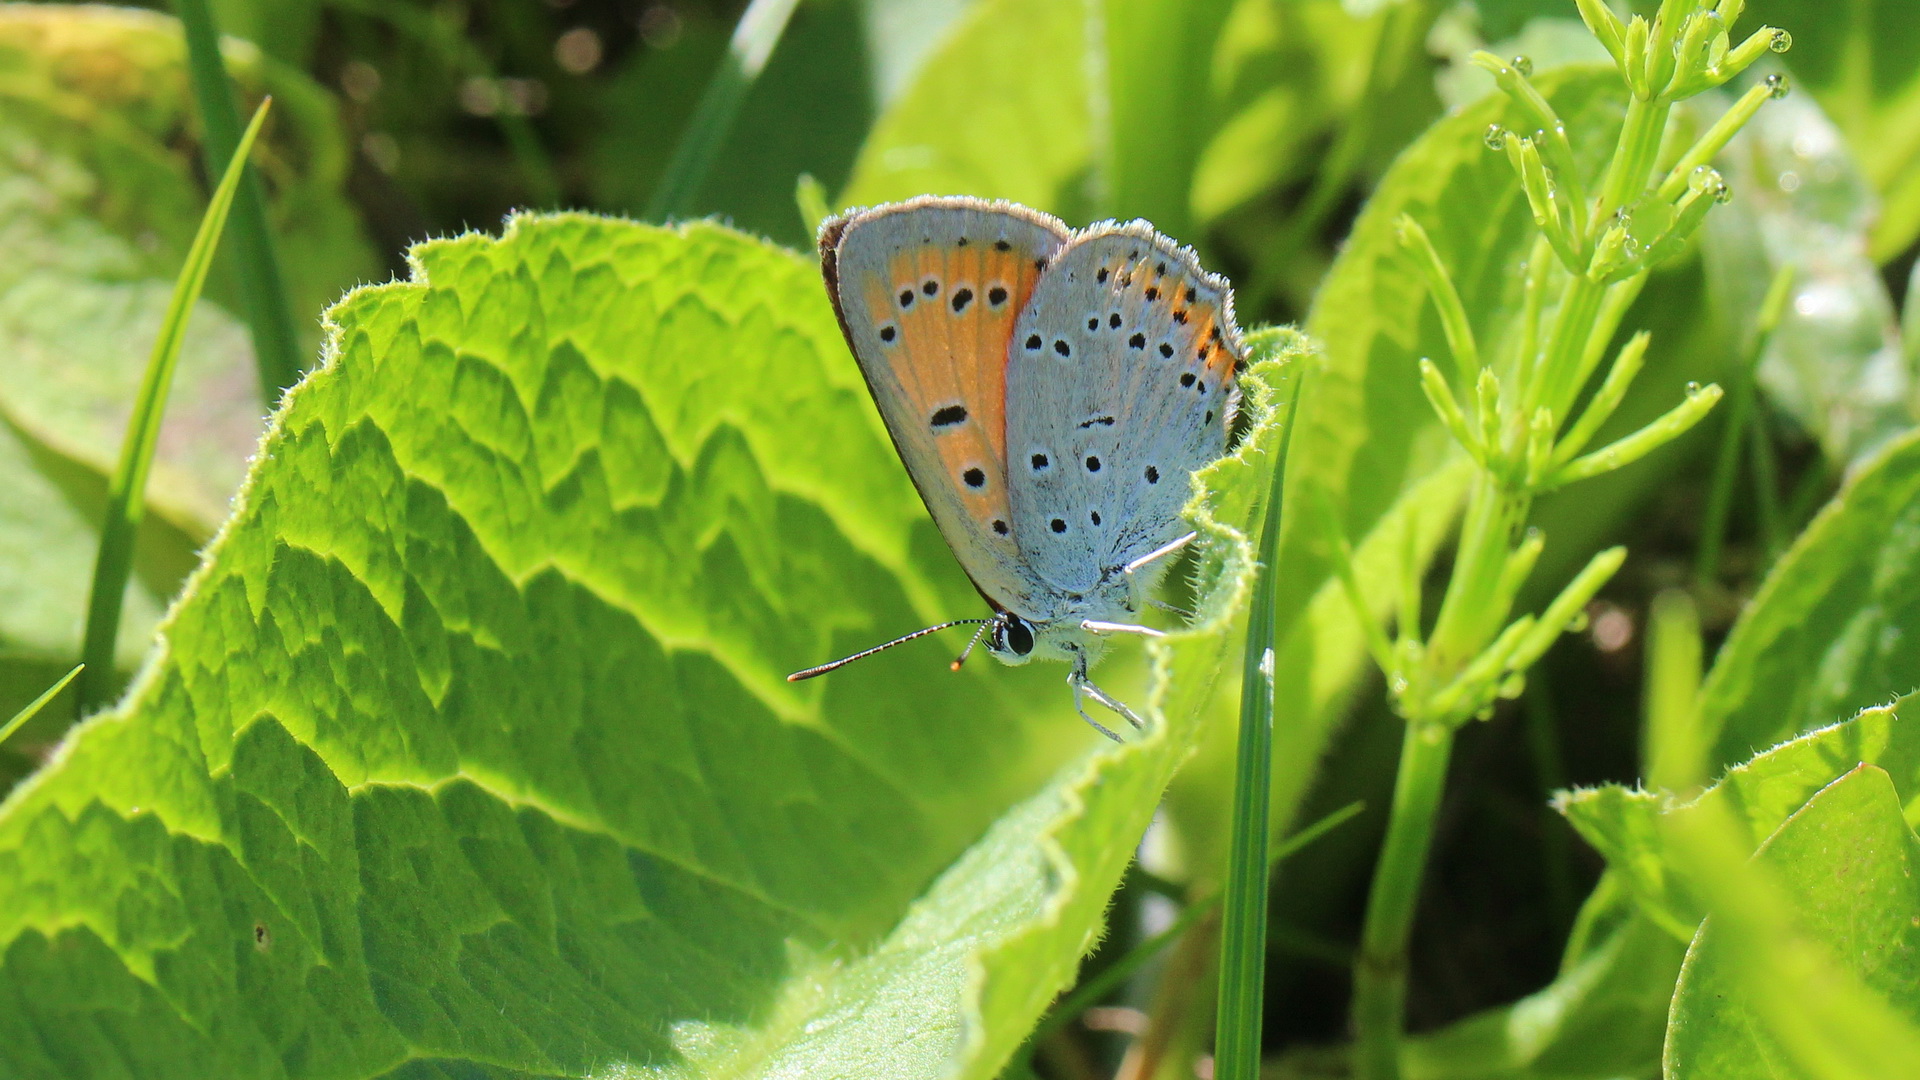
[1688,165,1716,192]
[1568,610,1590,632]
[1390,675,1410,695]
[1512,55,1534,76]
[1484,124,1509,150]
[1765,72,1790,98]
[1714,182,1733,203]
[1685,381,1702,393]
[1769,28,1792,52]
[1475,705,1495,722]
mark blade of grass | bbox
[1697,264,1793,584]
[1214,381,1305,1080]
[173,0,303,397]
[1025,800,1366,1049]
[0,666,83,749]
[645,0,802,220]
[77,100,273,716]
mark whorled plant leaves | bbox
[0,213,1300,1078]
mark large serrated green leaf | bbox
[0,213,1300,1078]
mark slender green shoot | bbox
[1214,383,1304,1080]
[173,0,303,397]
[1698,263,1794,584]
[795,173,832,235]
[646,0,802,220]
[0,666,83,749]
[1642,589,1705,792]
[77,100,273,716]
[1026,801,1365,1048]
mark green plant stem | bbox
[1696,352,1754,584]
[646,0,801,220]
[78,100,272,715]
[1748,402,1783,559]
[1352,721,1454,1080]
[1214,381,1304,1080]
[173,0,303,398]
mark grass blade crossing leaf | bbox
[77,98,272,714]
[0,666,80,750]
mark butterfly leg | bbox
[1069,651,1145,740]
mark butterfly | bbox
[789,196,1247,740]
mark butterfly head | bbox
[982,610,1038,665]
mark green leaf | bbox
[1101,0,1238,237]
[1665,763,1920,1079]
[0,5,376,705]
[836,0,1093,215]
[0,213,1303,1077]
[1698,427,1920,766]
[1743,0,1920,260]
[1558,694,1920,942]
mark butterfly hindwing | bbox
[1004,223,1245,596]
[821,196,1072,610]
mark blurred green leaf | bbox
[1698,427,1920,765]
[0,213,1303,1077]
[1666,762,1920,1079]
[1703,77,1912,466]
[0,4,375,712]
[837,0,1091,216]
[1101,0,1237,236]
[1559,694,1920,937]
[1742,0,1920,260]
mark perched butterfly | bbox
[789,197,1247,740]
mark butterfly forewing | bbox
[1005,224,1245,595]
[821,197,1072,609]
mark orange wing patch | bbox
[858,243,1049,539]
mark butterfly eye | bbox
[1003,616,1035,656]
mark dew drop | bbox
[1765,72,1790,98]
[1769,28,1792,53]
[1511,54,1534,77]
[1685,380,1702,394]
[1483,124,1509,151]
[1688,164,1716,192]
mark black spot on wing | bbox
[930,405,968,428]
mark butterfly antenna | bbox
[788,619,989,682]
[949,620,993,672]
